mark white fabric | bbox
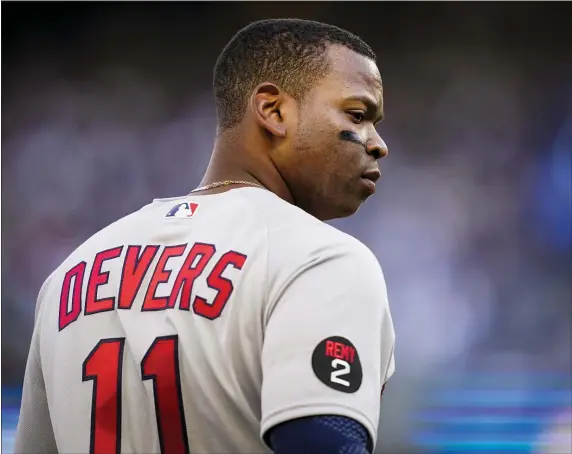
[15,187,395,454]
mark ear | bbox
[250,83,288,138]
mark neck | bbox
[199,127,295,204]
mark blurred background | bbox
[2,2,571,453]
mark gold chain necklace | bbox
[190,180,266,194]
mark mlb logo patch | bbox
[165,202,200,219]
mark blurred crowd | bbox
[2,3,570,452]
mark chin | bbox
[336,203,362,219]
[318,200,362,221]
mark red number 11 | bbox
[82,335,190,454]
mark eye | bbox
[348,111,365,123]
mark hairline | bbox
[214,23,377,130]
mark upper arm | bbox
[260,236,395,449]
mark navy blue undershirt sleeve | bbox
[267,415,372,454]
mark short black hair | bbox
[213,18,376,131]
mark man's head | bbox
[214,19,388,220]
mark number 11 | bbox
[82,336,190,454]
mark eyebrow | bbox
[345,95,385,123]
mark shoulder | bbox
[236,188,377,262]
[236,190,385,301]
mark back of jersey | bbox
[16,189,270,454]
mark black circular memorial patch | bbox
[311,336,363,393]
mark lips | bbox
[362,168,381,183]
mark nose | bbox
[366,130,388,160]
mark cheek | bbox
[294,111,357,183]
[300,101,343,133]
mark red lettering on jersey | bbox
[325,340,335,357]
[83,338,125,453]
[85,247,124,315]
[193,250,247,320]
[334,342,343,359]
[346,345,355,363]
[168,243,216,310]
[59,261,87,331]
[326,341,355,363]
[142,245,186,311]
[118,245,160,310]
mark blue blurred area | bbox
[2,389,21,454]
[413,374,572,454]
[531,117,572,253]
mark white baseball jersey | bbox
[15,187,395,454]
